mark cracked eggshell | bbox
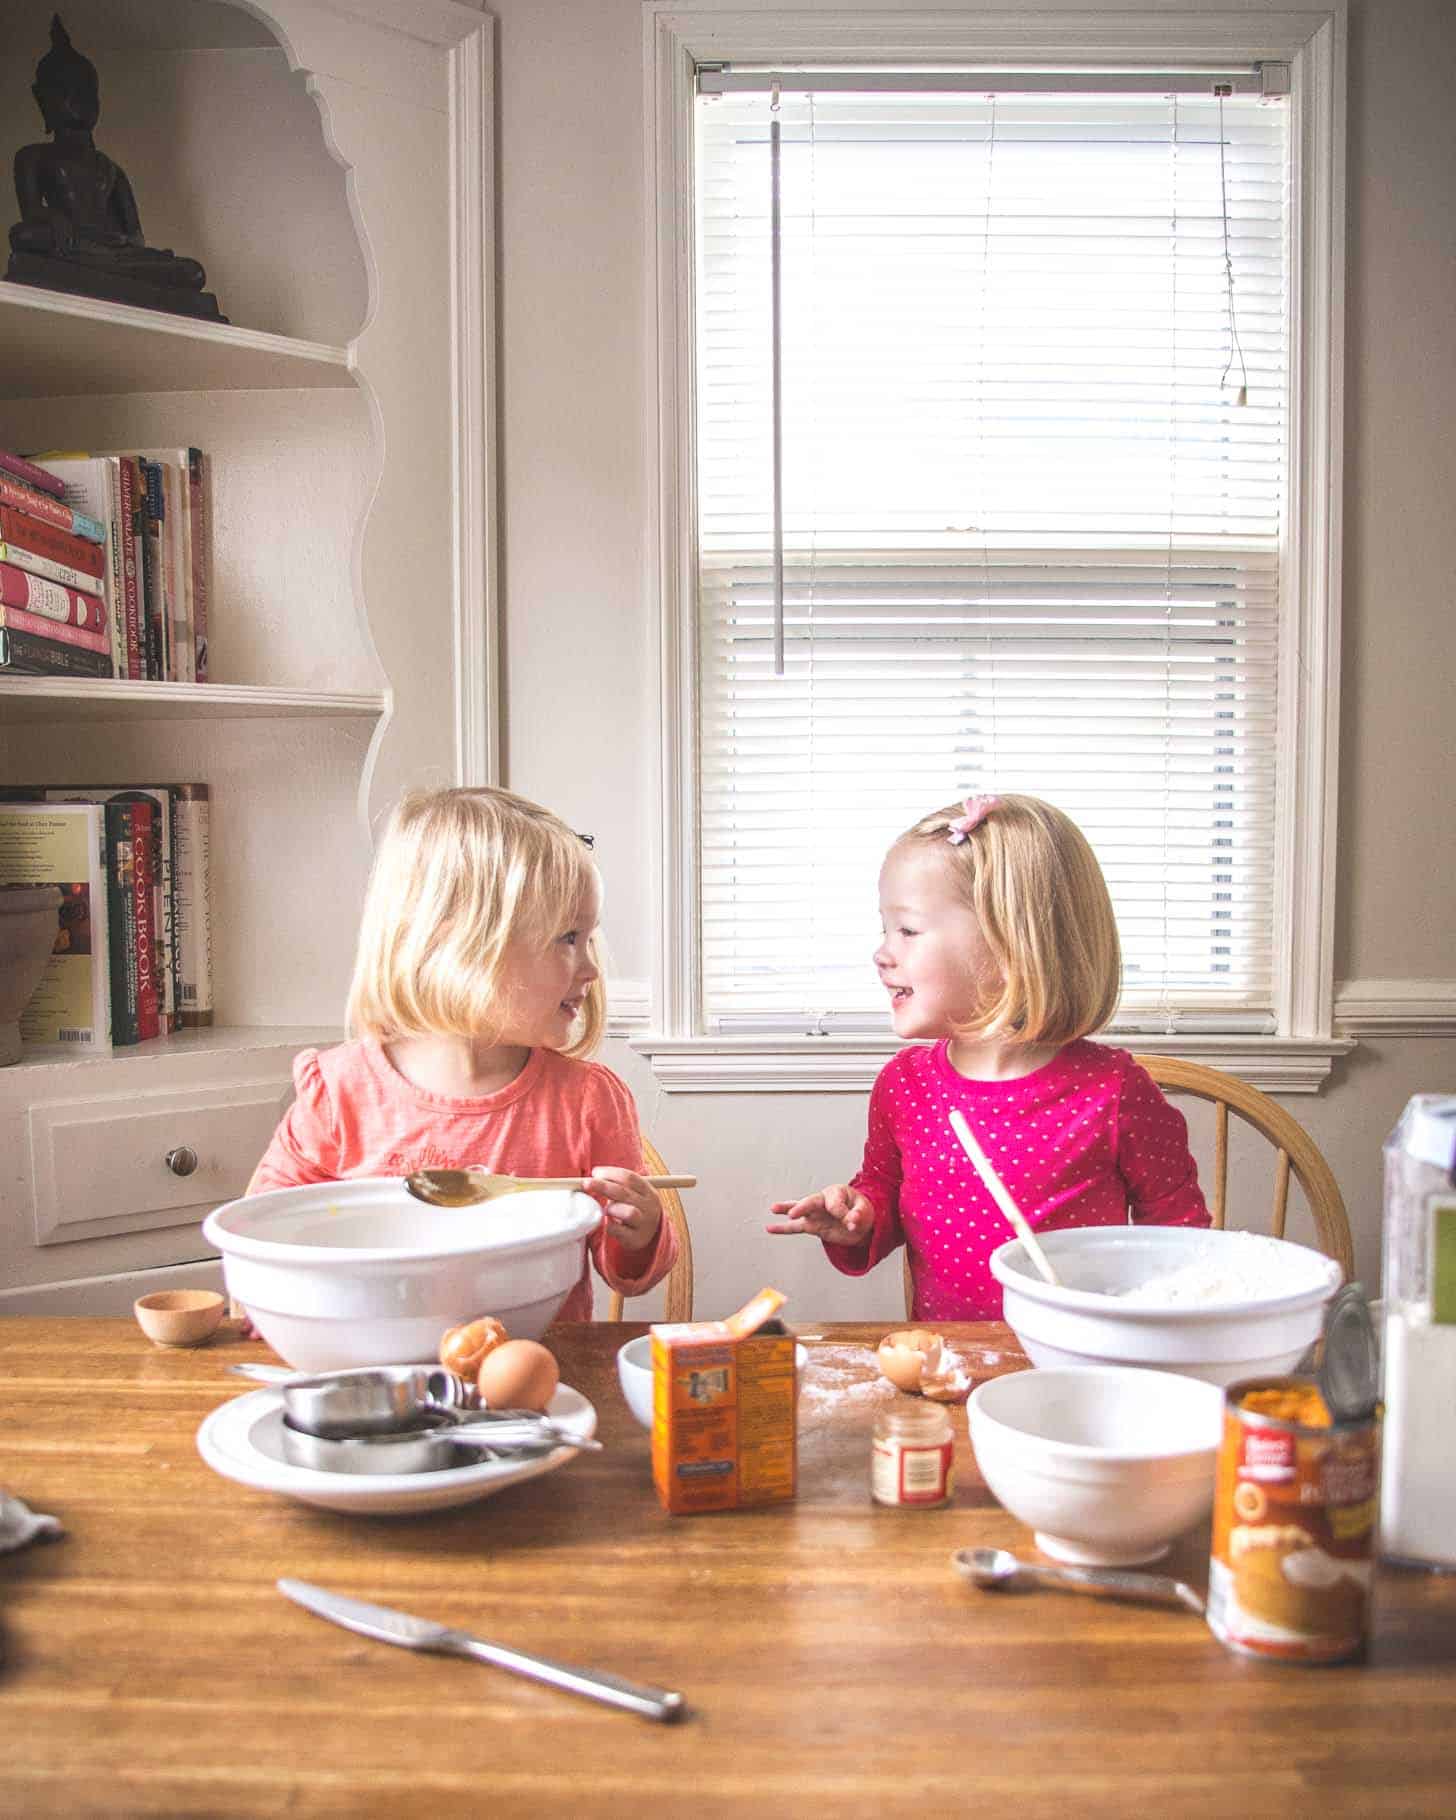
[877,1328,945,1393]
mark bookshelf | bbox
[0,680,387,723]
[0,284,356,397]
[0,0,494,1312]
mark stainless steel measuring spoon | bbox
[952,1546,1205,1614]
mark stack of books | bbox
[0,450,112,678]
[0,446,210,683]
[0,786,213,1049]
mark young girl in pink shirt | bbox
[768,793,1208,1320]
[248,786,677,1321]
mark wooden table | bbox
[2,1319,1453,1818]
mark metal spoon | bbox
[952,1546,1205,1614]
[405,1167,696,1207]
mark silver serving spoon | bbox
[952,1546,1204,1614]
[405,1167,696,1207]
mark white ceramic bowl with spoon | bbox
[968,1364,1224,1566]
[202,1179,602,1371]
[990,1226,1342,1388]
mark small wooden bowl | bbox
[134,1289,226,1348]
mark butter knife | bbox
[277,1579,687,1722]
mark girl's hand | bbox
[583,1167,664,1253]
[766,1184,875,1247]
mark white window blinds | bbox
[694,83,1289,1035]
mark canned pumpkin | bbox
[1206,1374,1379,1664]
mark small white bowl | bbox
[968,1365,1224,1566]
[990,1226,1342,1388]
[616,1334,808,1429]
[202,1179,601,1372]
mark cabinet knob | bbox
[165,1145,199,1178]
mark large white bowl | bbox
[616,1334,808,1429]
[968,1365,1224,1565]
[202,1179,602,1371]
[990,1227,1342,1388]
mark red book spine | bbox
[0,451,65,499]
[0,604,110,655]
[115,457,143,679]
[0,473,96,537]
[0,504,106,579]
[128,800,160,1040]
[0,561,105,629]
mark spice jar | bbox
[872,1399,954,1507]
[1380,1094,1456,1569]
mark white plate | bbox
[196,1384,597,1516]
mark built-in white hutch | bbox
[0,0,494,1310]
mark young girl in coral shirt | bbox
[248,785,677,1319]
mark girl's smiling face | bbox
[874,842,998,1039]
[500,874,602,1049]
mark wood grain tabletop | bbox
[1,1317,1453,1819]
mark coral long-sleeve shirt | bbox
[247,1039,678,1321]
[829,1038,1209,1320]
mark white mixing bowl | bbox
[968,1365,1224,1566]
[616,1334,808,1429]
[203,1179,602,1371]
[990,1226,1342,1388]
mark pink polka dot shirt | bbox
[828,1038,1209,1321]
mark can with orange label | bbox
[1207,1374,1379,1663]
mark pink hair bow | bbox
[946,794,1000,845]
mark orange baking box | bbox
[650,1287,798,1514]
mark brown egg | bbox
[876,1329,945,1393]
[477,1338,560,1413]
[439,1315,509,1378]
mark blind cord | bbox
[1216,87,1250,405]
[769,87,785,676]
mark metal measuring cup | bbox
[229,1362,477,1438]
[278,1409,602,1475]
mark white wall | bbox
[486,0,1456,1319]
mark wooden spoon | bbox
[405,1167,696,1207]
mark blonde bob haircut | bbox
[346,786,606,1058]
[900,794,1121,1046]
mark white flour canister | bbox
[1380,1095,1456,1568]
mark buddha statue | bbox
[7,16,226,321]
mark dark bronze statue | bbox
[7,16,226,321]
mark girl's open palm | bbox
[766,1183,874,1246]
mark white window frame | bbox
[633,1,1350,1094]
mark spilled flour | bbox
[796,1339,1013,1423]
[797,1346,895,1423]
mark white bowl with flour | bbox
[990,1227,1343,1388]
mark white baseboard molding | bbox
[1334,979,1456,1037]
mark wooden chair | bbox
[1133,1055,1353,1280]
[902,1055,1353,1315]
[605,1134,695,1322]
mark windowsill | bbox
[628,1031,1356,1095]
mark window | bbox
[641,8,1346,1093]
